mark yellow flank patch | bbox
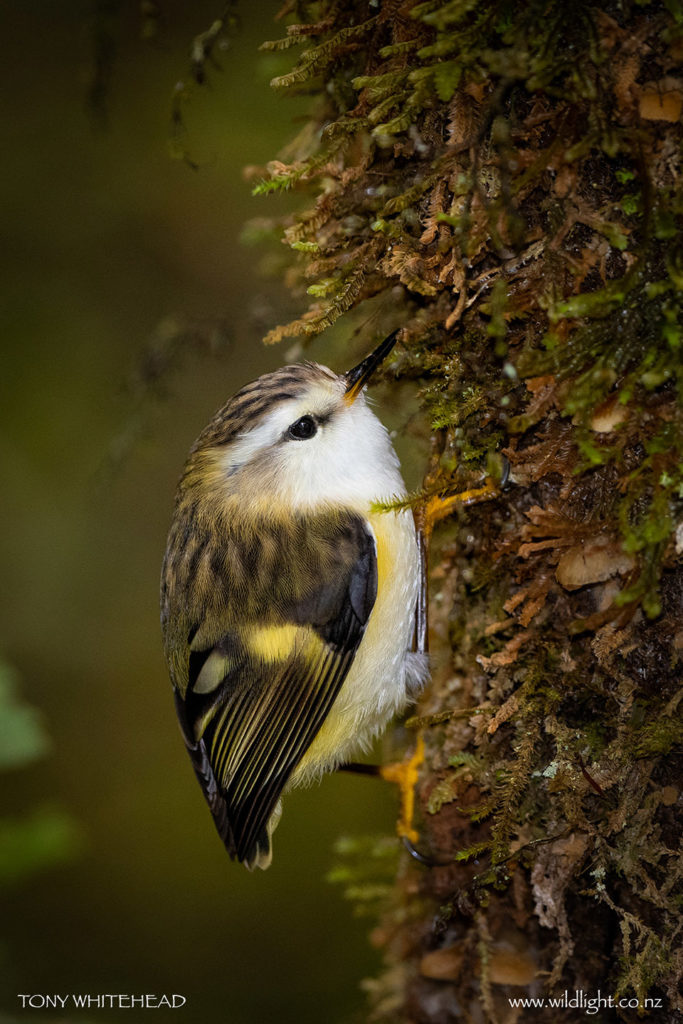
[249,624,300,663]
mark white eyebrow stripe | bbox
[223,411,292,470]
[220,395,335,471]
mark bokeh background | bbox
[0,3,411,1021]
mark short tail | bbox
[242,800,282,870]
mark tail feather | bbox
[242,799,282,870]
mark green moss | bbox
[453,840,491,862]
[632,714,683,758]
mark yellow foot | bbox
[423,478,504,538]
[416,456,510,543]
[379,734,425,845]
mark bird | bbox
[160,331,429,869]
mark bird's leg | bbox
[337,739,425,846]
[378,734,424,844]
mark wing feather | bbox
[166,510,377,867]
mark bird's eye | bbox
[287,415,317,440]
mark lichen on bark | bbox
[248,1,682,1020]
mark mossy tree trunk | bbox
[246,2,683,1020]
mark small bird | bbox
[160,332,428,869]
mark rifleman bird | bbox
[160,332,429,869]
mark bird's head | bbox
[182,332,405,513]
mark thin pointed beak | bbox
[344,330,400,405]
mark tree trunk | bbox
[252,2,682,1020]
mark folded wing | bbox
[167,511,377,868]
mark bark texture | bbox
[246,2,682,1020]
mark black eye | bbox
[287,415,317,440]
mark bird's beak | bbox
[344,330,400,405]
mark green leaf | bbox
[0,661,51,771]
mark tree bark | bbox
[253,2,682,1020]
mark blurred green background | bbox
[0,3,403,1021]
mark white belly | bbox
[291,507,425,786]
